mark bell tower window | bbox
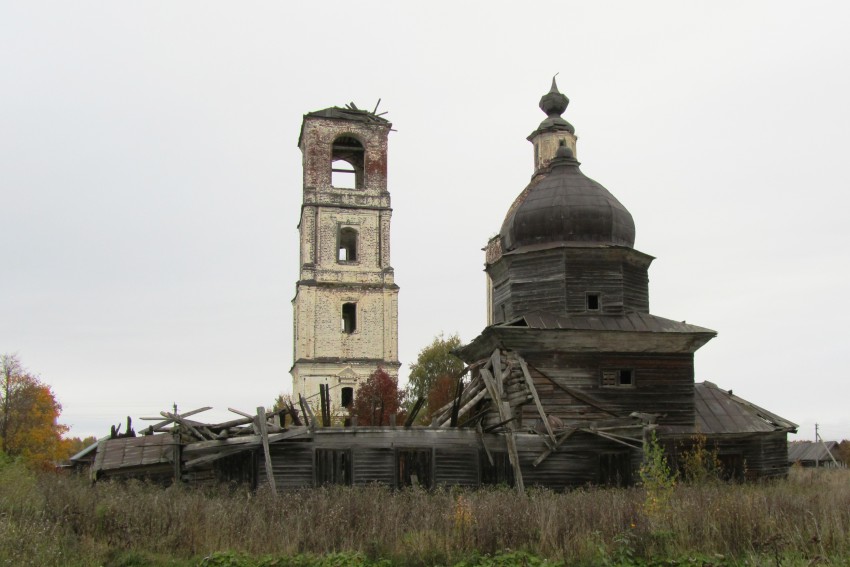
[342,302,357,334]
[331,136,364,189]
[338,227,358,262]
[341,386,353,408]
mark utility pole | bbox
[816,422,839,467]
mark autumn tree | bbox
[0,354,68,468]
[407,333,465,422]
[61,435,99,458]
[407,333,464,399]
[351,367,404,426]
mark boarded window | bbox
[397,449,433,489]
[480,451,514,486]
[315,449,352,486]
[338,227,358,262]
[602,369,634,388]
[342,303,357,334]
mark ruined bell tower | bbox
[291,104,400,412]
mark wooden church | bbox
[453,78,797,482]
[88,82,797,490]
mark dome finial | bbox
[536,76,574,134]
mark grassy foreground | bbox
[1,458,849,566]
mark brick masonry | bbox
[291,111,400,413]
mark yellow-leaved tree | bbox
[1,354,69,469]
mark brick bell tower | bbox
[291,104,400,413]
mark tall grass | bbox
[2,460,849,566]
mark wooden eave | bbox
[456,323,716,363]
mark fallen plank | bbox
[517,356,555,444]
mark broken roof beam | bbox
[533,428,577,467]
[438,387,488,428]
[517,355,556,444]
[529,362,620,417]
[161,411,212,441]
[142,406,213,433]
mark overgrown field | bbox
[1,458,849,566]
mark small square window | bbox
[586,293,600,311]
[602,369,634,388]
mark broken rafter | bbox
[533,427,577,467]
[256,406,277,496]
[161,411,210,441]
[143,406,212,433]
[528,362,620,418]
[517,355,556,444]
[480,366,524,492]
[585,429,643,450]
[439,387,488,428]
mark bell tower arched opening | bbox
[331,136,364,189]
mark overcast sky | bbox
[2,1,849,442]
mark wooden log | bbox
[209,416,255,430]
[432,379,484,426]
[300,394,317,430]
[450,379,464,427]
[440,387,488,427]
[256,406,277,496]
[404,397,425,427]
[479,367,501,404]
[500,401,524,493]
[227,407,255,420]
[506,391,530,406]
[425,362,483,418]
[490,349,503,398]
[517,356,555,444]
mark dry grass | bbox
[2,461,850,566]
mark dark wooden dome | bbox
[500,145,635,251]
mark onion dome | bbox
[500,141,636,251]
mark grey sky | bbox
[2,1,848,441]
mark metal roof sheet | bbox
[663,382,797,436]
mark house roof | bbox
[662,381,798,436]
[68,435,109,463]
[94,434,177,473]
[788,441,841,463]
